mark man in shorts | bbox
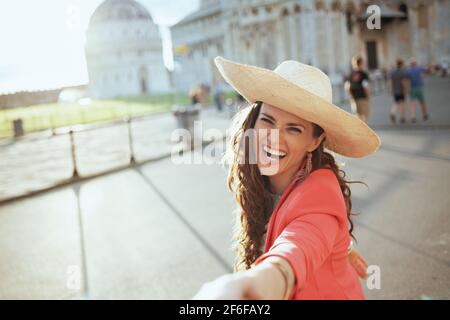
[388,59,409,124]
[407,58,429,122]
[345,56,371,124]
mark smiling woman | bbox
[192,56,379,300]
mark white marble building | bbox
[171,0,450,101]
[85,0,171,99]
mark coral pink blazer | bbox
[254,168,365,300]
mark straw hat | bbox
[214,56,380,158]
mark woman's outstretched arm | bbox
[192,213,339,300]
[192,256,295,300]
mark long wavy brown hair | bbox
[225,101,362,272]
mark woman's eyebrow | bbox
[286,122,305,128]
[261,112,305,128]
[260,113,276,122]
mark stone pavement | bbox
[0,129,448,299]
[0,76,449,299]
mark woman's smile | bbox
[263,144,287,160]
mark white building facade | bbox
[85,0,171,99]
[171,0,450,101]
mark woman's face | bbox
[253,102,325,177]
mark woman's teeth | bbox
[263,145,287,159]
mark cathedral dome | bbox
[85,0,170,98]
[86,0,160,53]
[88,0,153,28]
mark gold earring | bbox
[297,152,313,181]
[305,152,312,176]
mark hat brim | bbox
[215,56,380,158]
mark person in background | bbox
[213,79,224,112]
[387,59,409,124]
[189,85,200,105]
[345,56,371,124]
[407,58,429,122]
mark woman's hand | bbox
[193,257,293,300]
[192,272,261,300]
[348,249,369,279]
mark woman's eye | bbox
[288,127,303,134]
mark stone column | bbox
[275,13,285,64]
[308,7,318,66]
[222,12,234,60]
[234,25,243,62]
[267,22,277,68]
[300,10,308,63]
[288,11,298,60]
[325,10,336,75]
[340,10,350,73]
[244,33,251,64]
[254,25,261,66]
[295,11,303,62]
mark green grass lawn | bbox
[0,91,240,139]
[0,93,193,139]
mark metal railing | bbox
[0,110,185,202]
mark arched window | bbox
[399,3,408,19]
[315,0,326,11]
[331,1,342,12]
[345,1,355,34]
[345,11,353,34]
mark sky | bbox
[0,0,200,94]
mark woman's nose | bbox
[266,128,285,147]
